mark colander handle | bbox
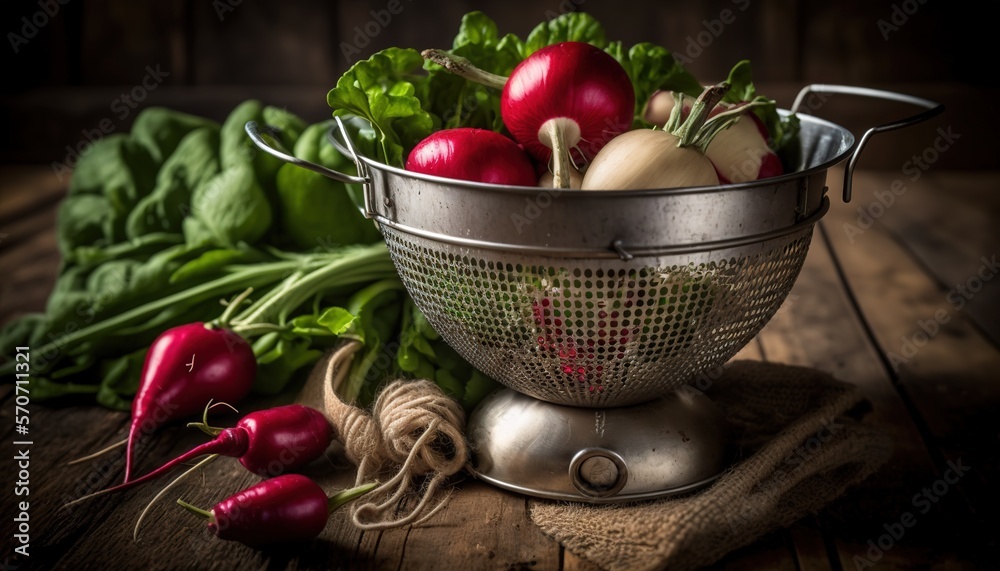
[244,120,369,185]
[790,85,944,203]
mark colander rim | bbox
[333,111,856,196]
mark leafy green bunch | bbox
[326,11,799,168]
[0,101,496,410]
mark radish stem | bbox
[540,119,574,189]
[177,499,213,519]
[673,84,729,148]
[214,287,255,329]
[328,481,379,512]
[420,49,507,90]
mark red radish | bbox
[501,42,634,165]
[422,43,634,189]
[406,128,536,186]
[644,90,783,183]
[124,321,256,483]
[704,110,784,183]
[90,405,332,499]
[177,475,376,547]
[531,298,637,395]
[584,84,761,190]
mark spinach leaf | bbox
[126,126,220,239]
[57,194,116,256]
[262,106,307,147]
[95,347,148,410]
[68,135,158,241]
[187,163,273,248]
[131,107,219,165]
[253,336,324,395]
[220,100,289,193]
[0,314,44,357]
[275,122,381,250]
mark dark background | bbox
[0,0,996,169]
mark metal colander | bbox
[247,84,943,410]
[381,223,814,406]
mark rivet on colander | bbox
[611,239,633,261]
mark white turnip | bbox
[583,84,744,190]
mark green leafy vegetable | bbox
[605,41,703,126]
[262,106,307,146]
[57,194,117,255]
[68,135,158,242]
[721,60,800,161]
[131,107,219,164]
[423,11,524,131]
[126,126,221,239]
[275,121,381,250]
[187,163,272,248]
[523,12,606,54]
[326,48,435,166]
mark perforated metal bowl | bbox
[248,84,942,501]
[381,219,815,407]
[248,84,941,408]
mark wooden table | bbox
[0,165,996,570]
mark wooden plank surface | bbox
[0,165,997,569]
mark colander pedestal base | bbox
[467,388,730,503]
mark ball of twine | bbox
[318,347,469,529]
[374,379,467,476]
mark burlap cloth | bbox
[529,360,891,571]
[300,351,889,568]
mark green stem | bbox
[674,83,731,148]
[420,49,508,90]
[176,499,213,520]
[235,270,306,322]
[214,287,255,329]
[230,322,291,338]
[695,95,775,149]
[236,244,391,326]
[328,481,379,512]
[347,278,406,315]
[276,263,398,324]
